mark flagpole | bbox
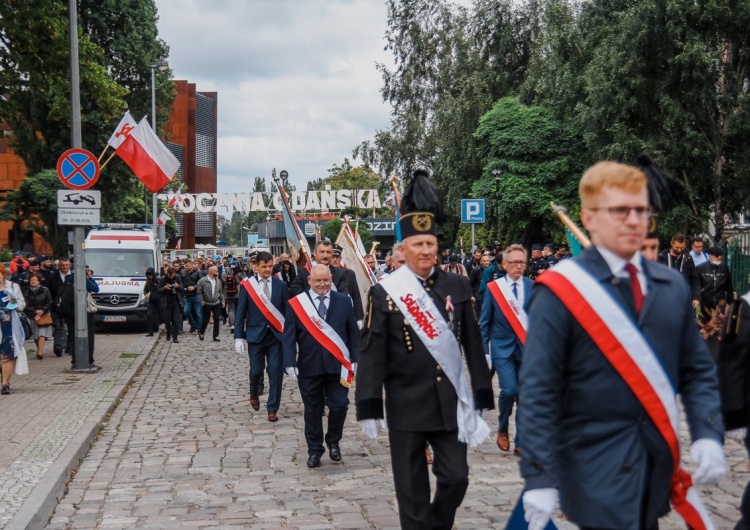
[273,168,311,269]
[97,144,109,163]
[100,150,117,171]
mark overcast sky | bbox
[153,0,410,194]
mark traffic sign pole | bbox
[67,0,93,373]
[472,223,475,251]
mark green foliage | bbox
[0,169,65,253]
[0,248,12,262]
[0,0,174,245]
[472,97,584,245]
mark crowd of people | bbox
[4,161,749,528]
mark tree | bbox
[472,97,584,244]
[354,0,537,242]
[0,0,175,246]
[520,0,750,241]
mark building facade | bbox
[162,80,218,250]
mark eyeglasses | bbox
[590,206,652,221]
[505,260,526,266]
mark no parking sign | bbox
[57,148,100,190]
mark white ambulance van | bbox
[84,224,160,329]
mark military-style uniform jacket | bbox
[355,267,494,432]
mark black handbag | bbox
[18,311,32,341]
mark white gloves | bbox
[351,362,357,376]
[485,353,492,369]
[234,339,245,355]
[285,366,299,381]
[522,488,558,530]
[357,320,363,330]
[690,438,726,485]
[359,419,388,439]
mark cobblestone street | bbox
[37,329,748,529]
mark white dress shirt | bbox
[598,248,648,296]
[504,274,525,307]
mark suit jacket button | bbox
[437,365,441,371]
[437,376,442,382]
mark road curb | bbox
[8,334,160,530]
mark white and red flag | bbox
[116,118,180,193]
[175,238,182,251]
[167,183,185,209]
[158,211,170,226]
[107,111,137,150]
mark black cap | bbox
[398,170,444,239]
[146,267,156,275]
[531,244,543,251]
[544,243,555,250]
[707,246,723,256]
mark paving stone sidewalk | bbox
[40,330,749,529]
[0,329,157,530]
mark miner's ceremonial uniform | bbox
[355,169,494,530]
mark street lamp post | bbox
[150,60,169,232]
[241,225,250,248]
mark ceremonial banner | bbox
[336,221,376,316]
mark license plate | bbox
[103,315,127,322]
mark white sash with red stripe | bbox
[380,266,490,447]
[288,293,353,388]
[487,278,527,345]
[240,277,284,333]
[537,260,715,530]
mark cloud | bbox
[155,0,396,198]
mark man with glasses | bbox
[519,161,724,530]
[479,243,532,456]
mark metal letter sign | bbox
[56,148,100,190]
[461,199,485,223]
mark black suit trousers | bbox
[387,428,468,530]
[297,373,349,456]
[200,303,222,338]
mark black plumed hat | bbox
[636,154,681,213]
[399,170,444,239]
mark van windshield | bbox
[85,249,154,277]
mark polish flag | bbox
[116,118,180,193]
[167,183,185,208]
[175,238,182,251]
[158,211,170,225]
[107,111,137,149]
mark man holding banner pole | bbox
[518,161,725,530]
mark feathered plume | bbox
[401,169,446,224]
[636,153,683,213]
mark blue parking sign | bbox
[461,199,485,223]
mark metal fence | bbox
[728,232,750,295]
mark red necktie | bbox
[624,263,643,313]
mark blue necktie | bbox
[317,295,327,319]
[512,282,518,300]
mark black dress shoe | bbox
[306,454,321,468]
[172,337,179,343]
[198,333,204,340]
[328,443,341,461]
[212,337,220,342]
[146,332,153,337]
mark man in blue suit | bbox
[283,264,359,468]
[519,161,726,530]
[479,243,532,455]
[234,251,289,422]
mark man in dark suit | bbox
[283,264,359,468]
[356,170,494,530]
[289,240,348,296]
[519,161,725,530]
[479,243,533,455]
[234,251,289,422]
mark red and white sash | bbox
[240,277,284,333]
[537,260,715,530]
[288,293,354,388]
[380,266,490,447]
[487,278,527,345]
